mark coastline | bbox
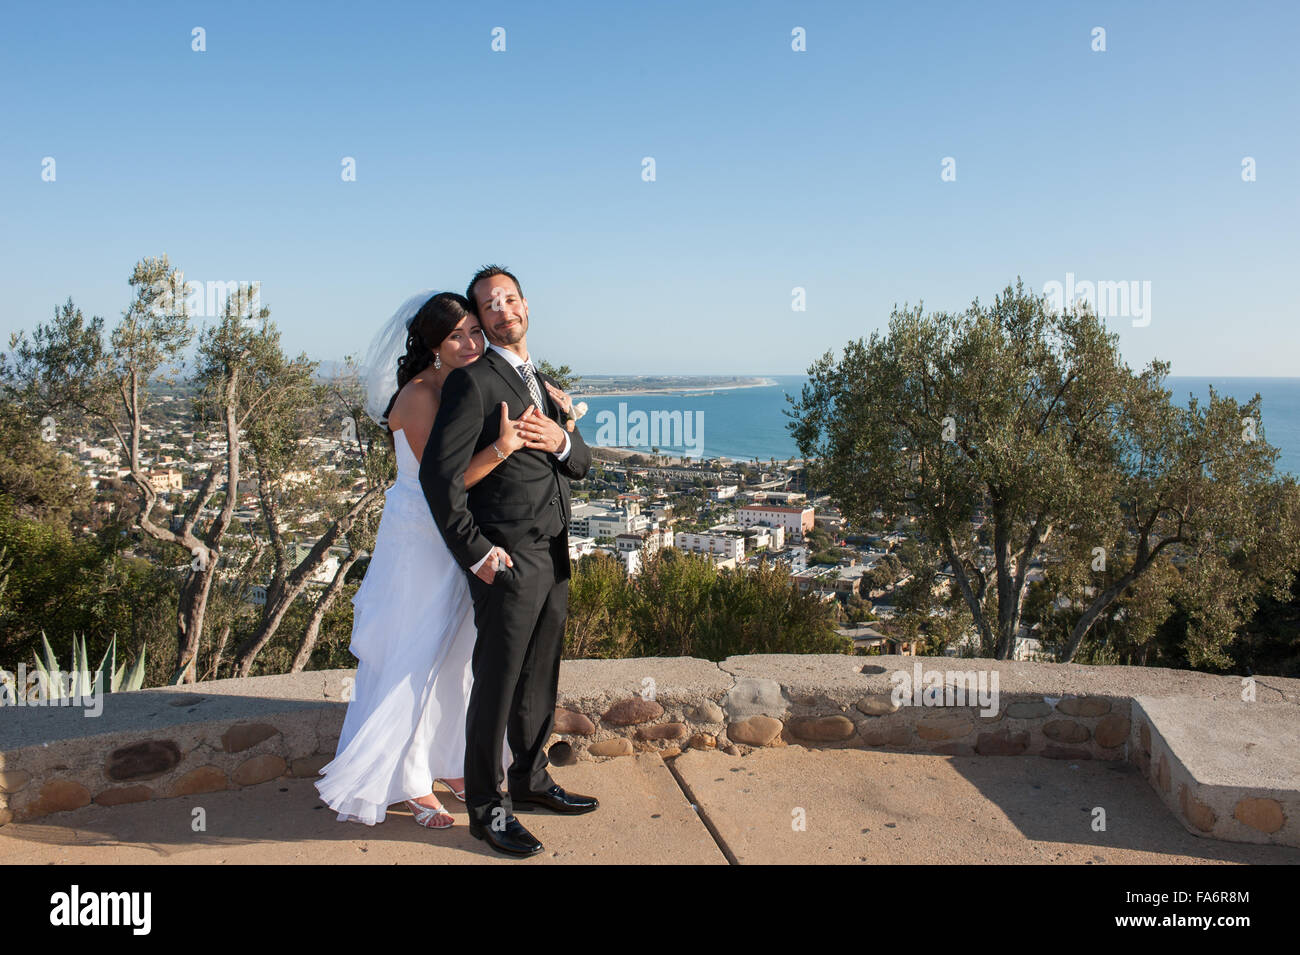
[570,377,780,399]
[589,445,809,467]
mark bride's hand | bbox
[543,381,573,417]
[494,401,528,456]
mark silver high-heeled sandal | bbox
[434,777,467,802]
[404,798,454,829]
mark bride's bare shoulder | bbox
[388,374,439,430]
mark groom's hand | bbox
[475,545,514,584]
[517,406,566,453]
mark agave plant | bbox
[27,632,147,699]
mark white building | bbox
[569,501,649,541]
[675,530,745,562]
[644,502,674,524]
[615,526,673,556]
[78,441,114,462]
[146,468,184,493]
[710,520,784,553]
[746,523,784,552]
[751,490,806,505]
[737,504,814,540]
[620,549,643,576]
[288,542,344,586]
[568,535,598,561]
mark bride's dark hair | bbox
[381,291,476,429]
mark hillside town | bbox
[64,385,359,597]
[57,381,1042,661]
[566,450,1043,659]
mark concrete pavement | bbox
[4,748,1298,864]
[669,747,1300,864]
[0,754,725,865]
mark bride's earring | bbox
[433,352,442,369]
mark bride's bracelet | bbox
[492,442,508,460]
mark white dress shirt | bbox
[469,342,571,574]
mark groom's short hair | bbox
[466,265,523,314]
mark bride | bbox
[314,290,573,829]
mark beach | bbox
[570,377,779,399]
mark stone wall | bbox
[2,655,1297,847]
[1128,695,1299,847]
[0,690,339,823]
[553,688,1131,762]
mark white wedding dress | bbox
[315,427,507,825]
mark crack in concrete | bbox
[657,660,742,864]
[664,755,738,865]
[1254,680,1294,704]
[713,659,739,699]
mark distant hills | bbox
[308,362,778,393]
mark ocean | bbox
[574,375,1300,478]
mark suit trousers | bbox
[462,527,570,829]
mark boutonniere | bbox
[565,401,588,432]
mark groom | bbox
[421,265,598,857]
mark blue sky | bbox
[2,1,1297,376]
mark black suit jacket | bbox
[421,347,592,571]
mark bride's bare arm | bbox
[397,386,523,489]
[462,447,505,489]
[463,401,526,489]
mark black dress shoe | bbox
[510,784,599,814]
[468,814,544,857]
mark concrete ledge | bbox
[2,655,1297,846]
[1131,696,1300,847]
